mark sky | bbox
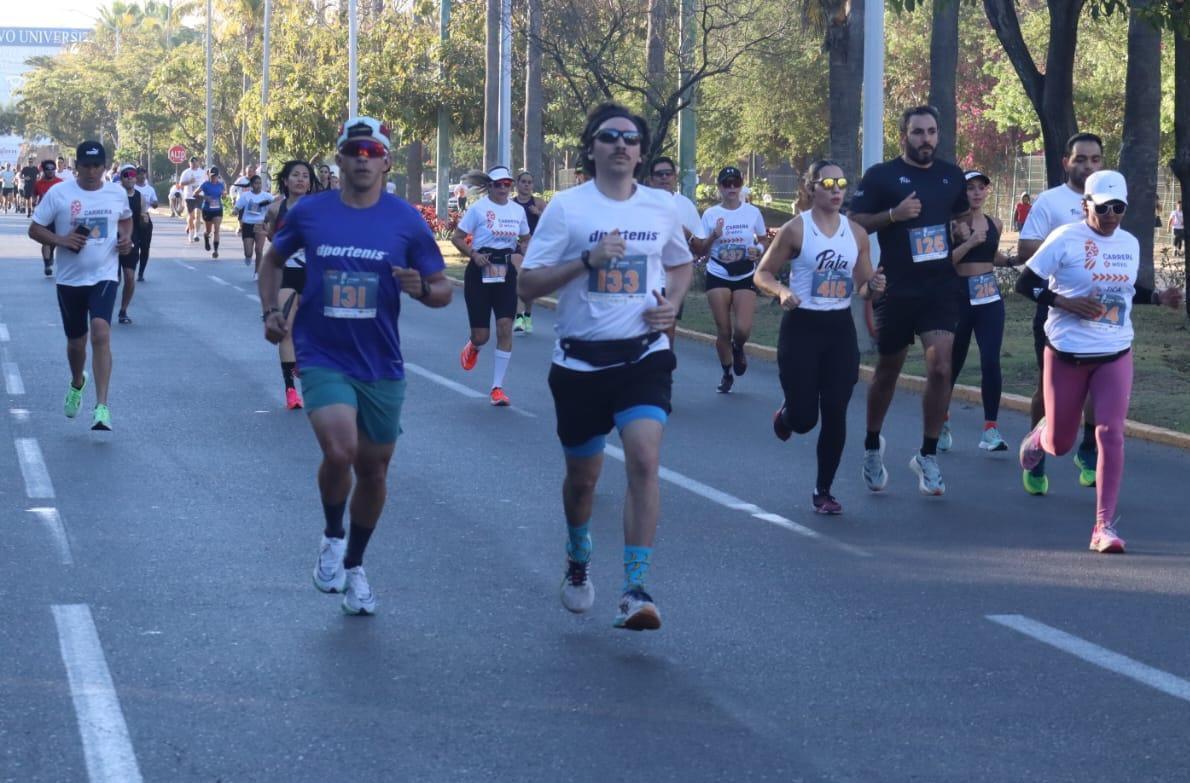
[0,1,109,29]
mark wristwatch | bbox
[581,250,593,270]
[261,307,280,322]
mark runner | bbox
[512,170,544,333]
[56,156,75,183]
[849,105,969,496]
[1016,170,1183,553]
[179,157,206,241]
[754,160,884,514]
[259,117,450,615]
[452,166,530,406]
[1015,133,1105,495]
[701,165,769,393]
[317,163,332,191]
[2,164,17,212]
[1013,193,1031,232]
[196,166,225,258]
[941,170,1013,453]
[33,160,64,277]
[1170,200,1184,257]
[263,159,318,409]
[454,181,468,211]
[234,174,273,273]
[133,167,158,282]
[20,155,39,217]
[518,102,693,630]
[115,164,144,324]
[27,140,132,432]
[647,156,708,347]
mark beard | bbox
[906,144,935,165]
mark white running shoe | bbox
[979,426,1008,452]
[910,453,946,496]
[938,422,953,452]
[560,559,595,613]
[613,588,661,631]
[341,566,377,615]
[863,435,888,492]
[313,535,347,593]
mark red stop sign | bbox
[168,145,187,165]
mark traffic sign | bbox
[168,145,187,165]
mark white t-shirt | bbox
[522,181,693,371]
[1170,209,1184,230]
[457,195,529,252]
[672,191,705,239]
[32,180,131,287]
[1026,221,1139,355]
[1020,183,1085,242]
[57,168,74,183]
[0,170,13,187]
[179,167,205,198]
[236,191,274,225]
[386,182,397,195]
[134,183,157,209]
[788,210,860,312]
[701,202,766,280]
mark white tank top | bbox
[788,210,859,311]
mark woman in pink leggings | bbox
[1015,171,1183,553]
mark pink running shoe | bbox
[812,492,843,515]
[1089,520,1126,554]
[1019,418,1047,471]
[285,387,304,410]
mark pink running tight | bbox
[1042,347,1133,524]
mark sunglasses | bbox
[340,139,388,159]
[652,169,676,177]
[492,179,514,187]
[814,177,848,190]
[1093,202,1126,215]
[120,171,136,178]
[720,179,743,188]
[593,129,642,146]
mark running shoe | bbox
[513,314,525,333]
[1022,465,1049,496]
[812,492,843,515]
[341,566,377,615]
[772,405,792,441]
[910,453,945,495]
[490,387,511,407]
[118,311,132,325]
[43,261,52,277]
[732,343,748,376]
[560,559,595,613]
[938,421,952,452]
[979,426,1008,452]
[1018,418,1046,472]
[862,435,888,492]
[212,250,219,259]
[1089,519,1126,554]
[192,234,200,242]
[460,340,479,371]
[285,387,303,410]
[244,255,252,266]
[523,314,533,334]
[716,372,733,394]
[90,404,112,432]
[64,372,88,419]
[613,588,661,631]
[313,535,347,593]
[204,234,211,251]
[1074,449,1097,488]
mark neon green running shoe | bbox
[1073,451,1096,488]
[523,314,533,334]
[64,372,87,418]
[1022,467,1049,496]
[90,404,112,431]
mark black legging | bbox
[950,291,1005,422]
[137,220,154,278]
[776,308,859,495]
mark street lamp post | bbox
[348,0,359,117]
[498,0,512,166]
[260,0,271,181]
[436,0,452,219]
[205,0,213,168]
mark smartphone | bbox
[73,223,91,237]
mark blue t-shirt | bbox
[270,190,445,382]
[197,181,225,213]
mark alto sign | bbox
[167,145,187,165]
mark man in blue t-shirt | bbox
[259,116,451,616]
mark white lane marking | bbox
[15,438,54,498]
[0,322,9,341]
[405,362,537,418]
[987,614,1190,703]
[604,444,870,558]
[28,507,74,565]
[178,262,195,270]
[52,605,144,783]
[10,408,31,422]
[3,361,25,395]
[208,275,229,286]
[245,293,261,303]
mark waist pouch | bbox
[1048,343,1131,367]
[477,247,513,264]
[715,258,755,277]
[560,332,662,368]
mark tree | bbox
[1118,0,1163,288]
[523,0,544,179]
[928,0,960,161]
[802,0,865,186]
[484,0,500,168]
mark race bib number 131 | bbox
[323,270,379,319]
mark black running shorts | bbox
[548,348,675,450]
[872,280,960,355]
[463,260,518,329]
[56,281,118,339]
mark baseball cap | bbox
[717,166,743,184]
[964,170,990,185]
[337,117,392,150]
[76,141,106,165]
[208,166,220,175]
[1085,170,1127,205]
[234,176,250,187]
[487,165,513,182]
[118,164,137,176]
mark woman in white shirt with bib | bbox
[235,174,273,274]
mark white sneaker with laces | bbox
[560,559,595,613]
[979,426,1008,452]
[863,435,888,492]
[938,422,952,452]
[910,453,946,496]
[312,535,347,593]
[614,588,661,630]
[341,566,377,615]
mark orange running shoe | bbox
[286,387,303,410]
[490,387,511,407]
[460,340,479,371]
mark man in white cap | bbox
[258,117,452,616]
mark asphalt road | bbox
[2,210,1189,783]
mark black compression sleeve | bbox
[1015,267,1047,302]
[1132,284,1156,305]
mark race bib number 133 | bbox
[587,255,646,301]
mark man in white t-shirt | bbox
[1015,132,1105,496]
[519,103,693,631]
[1169,200,1184,257]
[178,156,206,241]
[28,140,132,432]
[647,155,707,345]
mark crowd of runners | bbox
[15,101,1185,630]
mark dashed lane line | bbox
[29,507,73,565]
[15,437,54,498]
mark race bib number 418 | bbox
[587,255,646,302]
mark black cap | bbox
[76,141,106,165]
[717,166,743,184]
[208,166,220,175]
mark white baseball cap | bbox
[1084,170,1128,205]
[337,117,392,150]
[487,165,513,182]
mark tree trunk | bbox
[1172,24,1190,316]
[406,141,423,203]
[928,0,959,163]
[483,0,500,169]
[1118,0,1161,289]
[645,0,669,152]
[827,0,863,184]
[523,0,543,179]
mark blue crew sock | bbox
[566,522,591,563]
[623,546,652,592]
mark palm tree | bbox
[96,1,144,55]
[1118,0,1162,288]
[803,0,865,184]
[928,0,959,162]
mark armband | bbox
[1036,289,1057,308]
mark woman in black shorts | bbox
[195,167,226,258]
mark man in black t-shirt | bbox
[850,105,969,497]
[20,155,39,216]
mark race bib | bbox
[1081,292,1127,331]
[967,273,1001,305]
[205,197,220,210]
[909,224,949,263]
[73,218,107,241]
[587,255,647,302]
[323,270,379,319]
[482,263,508,284]
[717,244,748,264]
[810,269,854,306]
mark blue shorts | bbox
[56,281,118,339]
[300,367,406,444]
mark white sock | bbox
[492,349,512,389]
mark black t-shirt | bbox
[514,195,541,235]
[850,157,969,296]
[20,165,38,185]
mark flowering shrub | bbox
[416,203,460,239]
